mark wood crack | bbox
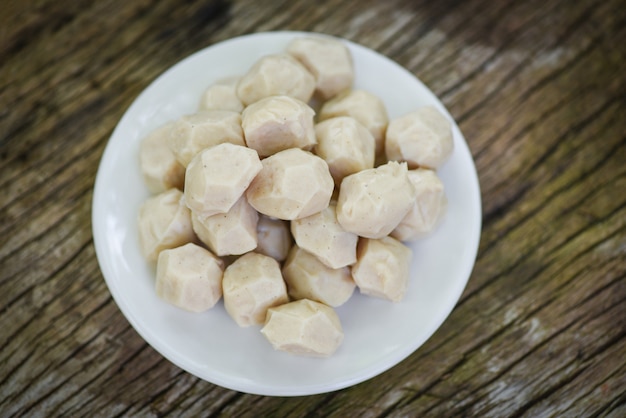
[473,97,623,262]
[508,329,626,418]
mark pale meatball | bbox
[282,246,355,307]
[314,116,375,186]
[336,161,416,239]
[256,215,292,262]
[236,54,315,105]
[222,252,289,327]
[385,106,453,169]
[261,299,343,357]
[319,90,389,155]
[241,95,316,157]
[287,36,354,100]
[184,143,262,218]
[290,202,358,269]
[352,236,412,302]
[198,77,244,112]
[392,169,448,241]
[191,196,259,256]
[170,110,244,167]
[156,243,224,312]
[139,122,185,194]
[138,189,196,261]
[246,148,334,220]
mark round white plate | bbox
[92,31,481,396]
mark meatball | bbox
[336,161,416,239]
[241,95,316,157]
[385,106,453,169]
[246,148,334,220]
[261,299,344,357]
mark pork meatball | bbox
[222,252,289,327]
[156,243,224,312]
[191,195,259,257]
[392,168,447,241]
[336,161,416,239]
[314,116,375,186]
[138,189,196,261]
[184,143,262,218]
[241,95,316,157]
[352,236,412,302]
[237,54,316,105]
[246,148,334,220]
[319,90,389,155]
[287,36,354,100]
[198,77,244,113]
[385,106,453,169]
[261,299,344,357]
[170,110,245,167]
[282,246,355,307]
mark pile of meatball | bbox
[138,36,452,357]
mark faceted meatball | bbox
[319,90,389,155]
[290,202,358,269]
[170,110,244,167]
[184,143,262,218]
[256,215,292,262]
[191,195,259,257]
[385,106,453,169]
[222,252,289,327]
[241,95,316,157]
[282,246,355,307]
[246,148,334,220]
[236,54,315,105]
[156,243,224,312]
[198,77,244,112]
[138,189,196,261]
[314,116,375,186]
[336,161,416,239]
[352,236,412,302]
[261,299,344,357]
[139,122,185,194]
[287,36,354,100]
[392,169,447,241]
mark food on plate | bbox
[222,252,289,327]
[261,299,344,357]
[138,188,195,261]
[290,202,358,269]
[191,196,259,256]
[198,77,244,113]
[170,110,244,167]
[314,116,375,186]
[385,106,453,169]
[351,236,412,302]
[282,246,355,307]
[318,89,389,155]
[236,54,315,105]
[136,35,455,357]
[155,243,224,312]
[139,122,185,194]
[246,148,334,220]
[255,215,292,262]
[392,168,448,241]
[184,143,262,218]
[336,161,416,239]
[241,95,316,157]
[287,36,354,100]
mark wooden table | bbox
[2,0,625,415]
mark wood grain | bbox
[1,0,624,416]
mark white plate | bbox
[92,31,481,396]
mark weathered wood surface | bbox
[1,0,625,416]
